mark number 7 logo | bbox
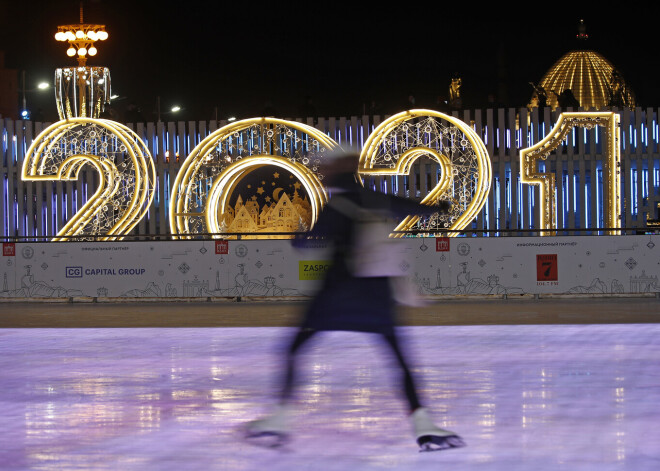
[536,254,558,281]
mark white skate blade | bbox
[418,434,466,452]
[244,425,289,449]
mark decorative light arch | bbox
[359,109,492,236]
[170,117,340,239]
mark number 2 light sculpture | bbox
[359,109,492,236]
[22,118,156,241]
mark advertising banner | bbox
[1,235,659,299]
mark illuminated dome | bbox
[529,22,635,110]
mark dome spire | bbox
[576,19,588,41]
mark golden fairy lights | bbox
[170,118,339,239]
[359,109,492,237]
[53,5,111,120]
[530,51,635,110]
[520,112,621,235]
[54,66,110,120]
[22,118,156,241]
[19,111,626,240]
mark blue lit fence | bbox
[2,107,659,239]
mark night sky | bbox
[2,0,659,123]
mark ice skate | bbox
[411,407,466,452]
[244,404,292,448]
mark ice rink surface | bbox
[1,323,659,470]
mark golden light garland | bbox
[531,51,635,111]
[22,118,156,241]
[359,109,492,236]
[520,111,621,235]
[53,6,111,119]
[55,66,110,120]
[170,117,340,239]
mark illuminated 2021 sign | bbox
[21,109,621,240]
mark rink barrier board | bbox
[3,235,660,300]
[1,293,659,304]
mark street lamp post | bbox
[20,70,49,119]
[156,96,181,122]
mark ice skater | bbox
[245,153,465,452]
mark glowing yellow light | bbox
[67,47,76,57]
[359,109,491,237]
[170,117,339,239]
[22,118,156,241]
[520,111,620,235]
[55,12,108,67]
[205,156,325,236]
[55,67,110,119]
[531,51,635,110]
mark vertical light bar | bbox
[494,175,500,232]
[596,166,601,230]
[573,174,578,215]
[563,173,569,227]
[529,182,534,228]
[505,165,510,228]
[43,193,48,239]
[584,180,589,229]
[630,168,637,216]
[2,175,6,237]
[643,168,648,199]
[483,188,489,233]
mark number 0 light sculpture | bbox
[170,117,340,239]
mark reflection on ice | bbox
[1,324,659,470]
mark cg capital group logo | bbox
[66,266,83,278]
[66,266,147,277]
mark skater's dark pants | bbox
[280,328,422,412]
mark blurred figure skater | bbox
[245,153,465,452]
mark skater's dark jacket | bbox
[295,170,449,335]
